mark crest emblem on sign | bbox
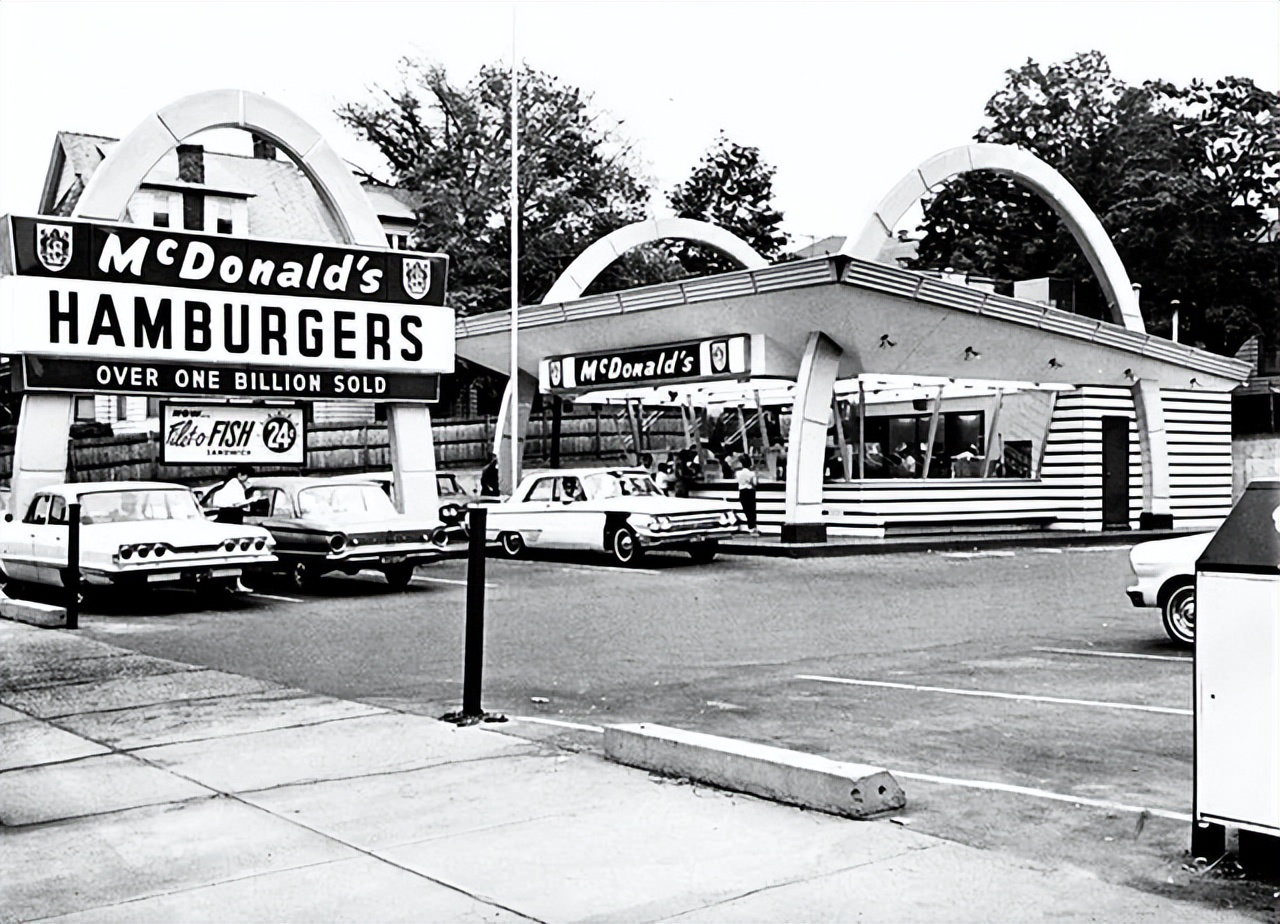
[402,258,432,300]
[710,340,729,374]
[36,223,73,272]
[549,360,563,388]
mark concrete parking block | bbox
[39,856,536,923]
[379,772,932,923]
[135,714,534,793]
[0,797,358,924]
[0,719,109,771]
[656,839,1252,924]
[0,753,214,825]
[2,669,278,719]
[0,597,66,628]
[605,722,905,818]
[56,689,386,750]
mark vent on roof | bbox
[177,144,204,184]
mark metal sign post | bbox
[65,503,80,630]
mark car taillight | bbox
[137,544,151,558]
[329,534,347,552]
[153,545,166,557]
[254,538,266,550]
[222,539,237,552]
[240,538,252,551]
[119,545,133,560]
[430,527,449,547]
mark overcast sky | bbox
[1,0,1275,246]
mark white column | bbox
[387,404,440,519]
[1130,379,1173,527]
[782,332,843,543]
[493,371,538,496]
[11,394,73,516]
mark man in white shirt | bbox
[206,465,252,516]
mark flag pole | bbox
[508,10,521,492]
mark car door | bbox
[35,495,71,585]
[4,494,50,583]
[495,476,556,544]
[549,475,603,549]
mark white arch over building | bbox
[845,143,1146,334]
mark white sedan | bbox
[484,467,746,565]
[1127,530,1214,646]
[0,482,276,592]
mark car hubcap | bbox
[1174,594,1195,634]
[617,533,633,559]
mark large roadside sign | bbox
[160,403,305,465]
[0,215,453,396]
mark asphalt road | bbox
[73,544,1276,919]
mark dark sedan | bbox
[244,476,452,590]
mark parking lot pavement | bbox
[2,617,1267,924]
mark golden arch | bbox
[74,89,385,247]
[846,143,1145,333]
[541,217,768,304]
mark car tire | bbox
[289,561,320,593]
[1161,582,1195,647]
[499,532,525,559]
[688,541,718,564]
[609,526,643,566]
[384,563,416,589]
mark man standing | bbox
[480,453,501,497]
[206,465,253,524]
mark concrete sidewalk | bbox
[0,620,1250,923]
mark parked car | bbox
[366,470,502,529]
[485,467,746,565]
[0,482,275,592]
[243,476,452,590]
[1127,530,1215,646]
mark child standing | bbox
[733,453,759,536]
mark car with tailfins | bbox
[0,481,275,592]
[243,475,452,590]
[484,467,746,565]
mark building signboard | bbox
[160,403,305,466]
[0,214,453,376]
[14,355,439,402]
[541,334,751,394]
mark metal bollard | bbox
[65,502,80,630]
[440,505,506,726]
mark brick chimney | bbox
[251,133,278,160]
[177,144,205,184]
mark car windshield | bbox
[583,472,662,500]
[80,489,203,524]
[297,483,397,519]
[437,476,468,497]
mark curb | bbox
[0,595,66,628]
[720,528,1188,559]
[604,722,905,819]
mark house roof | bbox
[38,131,414,243]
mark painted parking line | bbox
[559,565,663,576]
[412,576,497,588]
[892,770,1191,822]
[796,674,1192,716]
[505,717,1189,822]
[1034,646,1191,664]
[939,551,1016,559]
[246,592,305,604]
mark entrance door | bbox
[1101,416,1131,530]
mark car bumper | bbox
[283,544,448,571]
[635,526,745,548]
[87,554,276,587]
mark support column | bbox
[1131,379,1173,529]
[387,404,440,519]
[492,370,538,496]
[11,394,73,516]
[782,332,843,544]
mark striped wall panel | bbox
[689,386,1234,536]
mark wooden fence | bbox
[0,409,693,486]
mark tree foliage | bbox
[337,61,668,315]
[910,51,1278,355]
[666,132,788,275]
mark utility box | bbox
[1194,479,1280,854]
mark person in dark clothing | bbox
[480,453,501,496]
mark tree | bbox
[337,61,671,315]
[666,132,788,276]
[909,51,1278,355]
